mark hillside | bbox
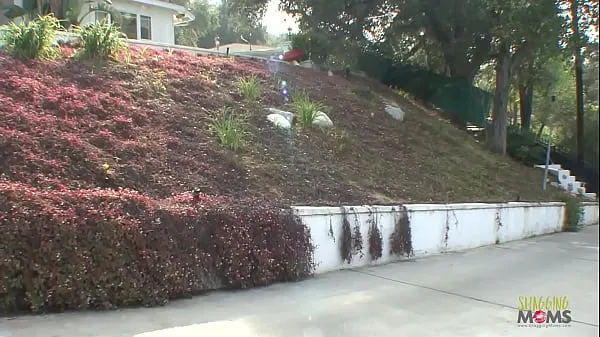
[0,46,562,206]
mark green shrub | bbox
[0,15,61,60]
[560,195,584,232]
[237,75,261,102]
[210,108,248,151]
[507,125,546,166]
[0,182,315,313]
[290,32,331,65]
[290,91,325,127]
[73,21,127,60]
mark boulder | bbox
[267,114,292,130]
[265,108,294,124]
[313,111,334,127]
[299,60,316,69]
[384,105,405,121]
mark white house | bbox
[1,0,194,45]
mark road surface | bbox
[1,226,598,337]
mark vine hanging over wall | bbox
[340,207,365,264]
[367,208,383,261]
[351,212,364,259]
[328,217,336,242]
[340,207,353,264]
[390,206,413,257]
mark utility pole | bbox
[570,0,585,163]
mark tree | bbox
[549,0,599,162]
[570,0,585,162]
[389,0,497,83]
[174,0,267,48]
[485,0,562,154]
[582,42,599,106]
[219,0,265,32]
[175,0,219,47]
[514,39,566,131]
[523,46,599,170]
[230,0,496,84]
[517,66,535,130]
[215,0,267,47]
[531,58,576,138]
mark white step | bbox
[536,164,594,200]
[566,181,582,193]
[535,164,562,170]
[534,165,564,178]
[557,170,571,181]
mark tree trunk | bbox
[537,124,545,139]
[488,42,511,154]
[519,83,533,130]
[571,0,585,162]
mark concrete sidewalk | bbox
[1,226,598,337]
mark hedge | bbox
[0,182,315,313]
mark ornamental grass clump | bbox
[73,21,127,60]
[0,15,61,60]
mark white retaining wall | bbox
[582,202,599,226]
[293,202,599,275]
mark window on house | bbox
[120,12,138,39]
[107,12,152,40]
[140,15,151,40]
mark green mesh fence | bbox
[427,77,493,127]
[357,51,493,127]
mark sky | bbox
[262,0,299,35]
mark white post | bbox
[543,132,552,191]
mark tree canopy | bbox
[175,0,267,48]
